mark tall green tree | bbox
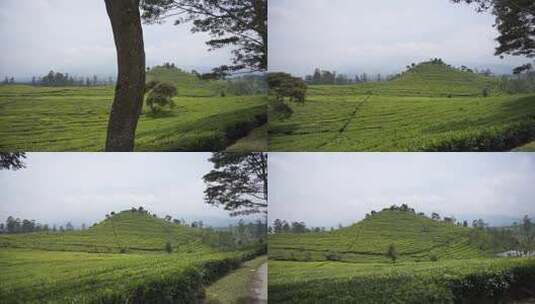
[203,152,267,216]
[104,0,146,151]
[451,0,535,73]
[141,0,267,74]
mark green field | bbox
[268,209,535,303]
[0,68,266,151]
[0,211,263,303]
[269,62,535,151]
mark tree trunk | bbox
[104,0,145,151]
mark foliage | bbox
[386,243,399,264]
[268,258,535,304]
[451,0,535,71]
[203,152,267,216]
[269,209,488,263]
[141,0,267,74]
[267,72,307,103]
[145,82,177,113]
[269,62,535,151]
[0,85,266,151]
[0,152,25,170]
[0,210,265,303]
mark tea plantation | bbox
[0,68,266,152]
[268,62,535,151]
[268,210,535,303]
[0,211,263,303]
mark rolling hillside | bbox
[268,208,535,303]
[269,60,535,151]
[0,210,264,303]
[269,209,489,263]
[146,66,224,97]
[0,210,211,253]
[309,61,500,97]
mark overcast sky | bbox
[269,0,528,76]
[0,153,259,227]
[0,0,232,80]
[269,153,535,228]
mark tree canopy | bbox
[140,0,267,74]
[0,152,26,170]
[451,0,535,73]
[203,152,267,216]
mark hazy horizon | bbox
[269,0,529,77]
[0,153,263,228]
[0,0,233,80]
[269,153,535,228]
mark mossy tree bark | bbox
[104,0,145,151]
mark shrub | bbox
[430,255,438,262]
[325,250,341,261]
[145,82,177,113]
[165,242,173,253]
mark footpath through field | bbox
[317,94,370,149]
[250,261,268,303]
[204,255,267,304]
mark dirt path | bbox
[249,262,268,303]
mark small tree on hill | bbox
[165,241,173,253]
[386,243,399,264]
[145,82,177,113]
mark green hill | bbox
[269,209,489,263]
[309,61,499,97]
[0,210,264,303]
[146,66,224,97]
[0,210,212,253]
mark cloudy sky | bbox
[0,153,259,227]
[0,0,232,80]
[269,153,535,228]
[269,0,528,76]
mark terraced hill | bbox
[309,61,500,97]
[146,66,224,97]
[0,210,264,303]
[269,61,535,151]
[0,210,210,253]
[269,210,489,263]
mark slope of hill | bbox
[268,208,535,303]
[0,210,216,253]
[269,60,535,151]
[0,210,265,303]
[146,66,225,97]
[269,210,488,263]
[309,61,500,97]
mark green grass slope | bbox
[269,210,488,263]
[269,62,535,151]
[146,66,224,97]
[268,209,535,303]
[0,85,266,151]
[0,210,210,253]
[0,211,264,303]
[309,62,500,97]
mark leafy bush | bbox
[145,82,177,113]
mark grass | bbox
[269,62,535,151]
[269,210,488,263]
[0,211,263,303]
[146,66,226,97]
[226,124,268,152]
[268,258,535,304]
[205,255,267,304]
[268,209,535,303]
[514,141,535,152]
[0,85,266,151]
